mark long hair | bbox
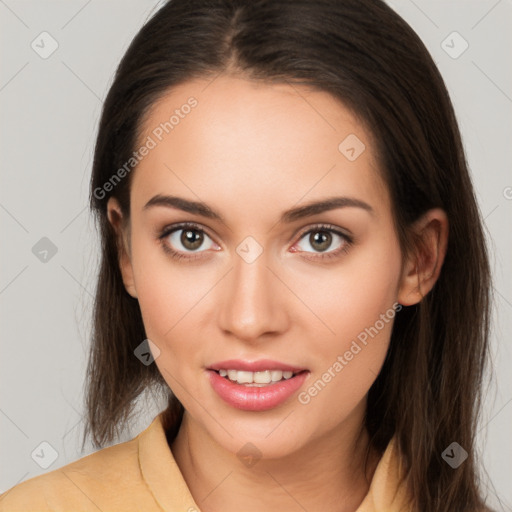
[83,1,493,510]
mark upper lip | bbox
[208,359,308,373]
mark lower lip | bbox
[207,370,309,411]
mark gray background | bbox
[1,0,511,509]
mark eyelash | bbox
[157,222,354,263]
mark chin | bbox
[201,413,314,462]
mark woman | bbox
[0,0,493,510]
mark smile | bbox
[207,368,309,411]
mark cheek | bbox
[130,226,210,328]
[296,233,402,409]
[129,237,207,360]
[313,229,402,337]
[133,259,209,399]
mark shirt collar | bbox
[138,410,411,511]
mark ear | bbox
[106,197,137,299]
[397,208,449,306]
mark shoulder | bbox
[0,436,143,511]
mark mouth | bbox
[206,359,310,411]
[210,368,308,387]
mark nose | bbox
[217,247,289,343]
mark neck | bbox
[170,400,381,512]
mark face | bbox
[108,75,411,459]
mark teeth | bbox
[236,371,253,384]
[271,370,282,382]
[217,369,297,385]
[253,370,271,384]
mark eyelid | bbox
[294,222,353,242]
[159,221,216,241]
[159,221,219,248]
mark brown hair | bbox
[83,1,493,510]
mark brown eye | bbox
[160,223,218,256]
[309,230,332,252]
[297,229,343,254]
[292,224,353,261]
[181,228,204,250]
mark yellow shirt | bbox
[0,410,412,511]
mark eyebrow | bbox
[143,194,374,223]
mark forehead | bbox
[131,75,388,219]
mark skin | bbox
[107,74,448,512]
